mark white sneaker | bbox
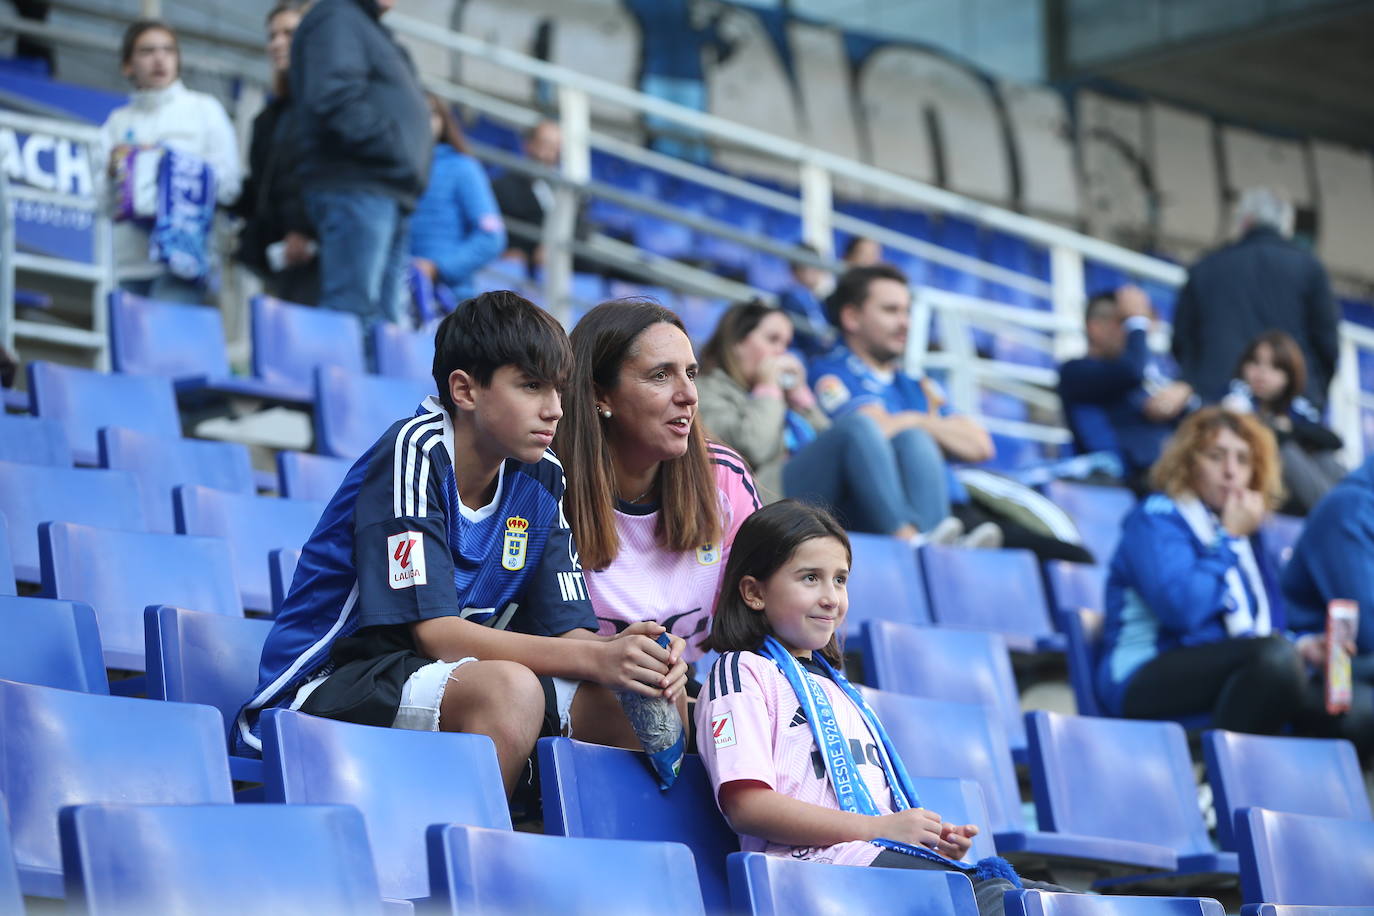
[923,516,965,546]
[959,521,1003,549]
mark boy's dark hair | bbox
[824,263,908,328]
[431,290,573,411]
[120,19,178,66]
[706,499,851,666]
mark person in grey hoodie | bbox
[290,0,431,336]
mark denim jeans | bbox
[121,272,206,305]
[783,412,952,534]
[306,189,411,338]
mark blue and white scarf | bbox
[760,636,1021,885]
[1173,496,1272,638]
[149,147,216,283]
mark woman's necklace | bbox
[623,477,656,504]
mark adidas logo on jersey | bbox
[789,707,808,728]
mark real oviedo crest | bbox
[502,516,529,571]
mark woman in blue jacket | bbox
[410,94,506,303]
[1096,407,1349,739]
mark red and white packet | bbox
[1325,599,1359,715]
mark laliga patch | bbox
[387,531,427,590]
[502,516,529,571]
[711,712,736,749]
[814,374,850,413]
[696,542,720,566]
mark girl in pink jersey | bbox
[555,299,761,677]
[698,501,1056,916]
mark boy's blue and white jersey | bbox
[234,395,593,752]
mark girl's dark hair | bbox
[426,93,470,154]
[1235,329,1307,412]
[554,299,720,570]
[698,299,781,388]
[431,290,572,411]
[120,19,178,67]
[706,499,851,666]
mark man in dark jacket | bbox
[290,0,431,334]
[1172,188,1340,408]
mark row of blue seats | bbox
[0,668,1365,911]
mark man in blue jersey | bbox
[236,291,688,796]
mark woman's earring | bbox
[600,408,612,419]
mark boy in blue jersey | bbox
[236,291,688,796]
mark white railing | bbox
[0,109,114,369]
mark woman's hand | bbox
[1220,488,1266,538]
[596,621,688,699]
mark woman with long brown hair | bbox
[554,299,762,665]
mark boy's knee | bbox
[441,660,544,735]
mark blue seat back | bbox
[1026,711,1213,856]
[0,415,71,466]
[174,486,326,613]
[844,533,930,634]
[727,852,979,916]
[0,796,20,914]
[0,597,108,694]
[269,548,301,614]
[261,708,511,902]
[426,825,705,916]
[539,736,739,913]
[920,546,1056,645]
[374,322,437,382]
[1061,608,1104,716]
[0,462,145,583]
[99,426,255,534]
[108,290,232,380]
[252,295,365,397]
[0,514,13,596]
[28,361,181,464]
[1044,560,1106,616]
[144,605,273,730]
[1237,808,1374,906]
[277,450,354,501]
[858,620,1027,757]
[1258,514,1303,572]
[1042,481,1135,564]
[40,521,243,671]
[60,803,384,915]
[314,366,434,459]
[904,776,1000,862]
[859,687,1022,835]
[1005,890,1226,916]
[0,679,232,897]
[1203,730,1371,852]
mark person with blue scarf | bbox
[1098,407,1365,748]
[698,501,1069,916]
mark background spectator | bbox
[408,94,506,303]
[1223,330,1344,515]
[1172,188,1340,407]
[234,1,317,305]
[492,119,580,268]
[841,235,881,269]
[1058,285,1193,491]
[776,243,834,358]
[98,19,241,304]
[291,0,431,339]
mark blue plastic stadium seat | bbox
[144,605,273,781]
[0,514,13,596]
[634,215,696,261]
[0,462,146,583]
[1027,711,1237,890]
[1236,809,1374,906]
[539,736,739,913]
[0,596,107,693]
[269,548,301,614]
[1044,561,1107,617]
[314,366,436,459]
[677,295,729,346]
[28,361,181,466]
[1084,262,1129,297]
[0,796,21,914]
[98,426,255,534]
[728,853,979,916]
[60,803,385,915]
[1203,731,1370,852]
[374,322,437,382]
[252,294,366,402]
[1060,608,1105,717]
[277,450,353,501]
[919,546,1065,653]
[1042,481,1136,565]
[174,486,327,614]
[426,825,705,916]
[39,521,242,672]
[857,620,1029,763]
[1004,890,1226,916]
[746,253,793,293]
[261,708,510,904]
[843,533,930,636]
[0,414,71,466]
[1258,514,1303,572]
[0,679,233,898]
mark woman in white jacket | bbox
[98,20,241,303]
